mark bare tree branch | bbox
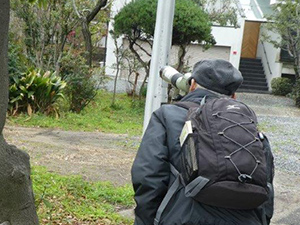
[86,0,108,23]
[72,0,81,18]
[134,41,151,57]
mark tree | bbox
[192,0,238,27]
[9,0,109,113]
[0,0,39,223]
[113,0,216,97]
[72,0,108,67]
[172,0,216,71]
[264,0,300,106]
[11,0,109,71]
[11,0,79,73]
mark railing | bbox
[261,40,273,76]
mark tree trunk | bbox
[80,0,107,68]
[0,0,9,133]
[128,42,150,99]
[0,1,39,224]
[81,19,93,68]
[294,56,300,80]
[112,67,120,105]
[112,37,121,106]
[292,56,300,107]
[132,72,139,98]
[176,44,187,72]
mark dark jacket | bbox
[131,89,274,225]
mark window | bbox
[280,48,294,63]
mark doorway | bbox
[241,21,261,59]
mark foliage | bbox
[60,53,99,113]
[65,73,98,113]
[173,0,215,47]
[8,14,30,82]
[32,166,134,224]
[72,0,109,66]
[8,42,28,84]
[113,0,155,95]
[21,0,48,8]
[192,0,238,27]
[11,0,109,71]
[11,0,75,70]
[271,77,294,96]
[113,0,216,93]
[113,0,156,40]
[114,0,215,47]
[264,0,300,106]
[8,70,66,116]
[264,0,300,77]
[8,90,145,136]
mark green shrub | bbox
[140,85,147,97]
[65,73,98,113]
[291,79,300,107]
[8,42,28,83]
[9,70,66,116]
[271,77,293,96]
[60,53,98,113]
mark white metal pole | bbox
[143,0,175,132]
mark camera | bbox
[160,66,191,100]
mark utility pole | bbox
[143,0,175,132]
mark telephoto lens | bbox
[160,66,191,94]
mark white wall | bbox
[257,25,282,89]
[105,0,131,78]
[211,23,245,69]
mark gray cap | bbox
[189,59,243,95]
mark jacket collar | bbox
[180,88,219,104]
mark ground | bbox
[3,92,300,225]
[3,126,138,186]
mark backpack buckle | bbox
[238,174,252,183]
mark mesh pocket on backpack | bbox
[181,134,198,183]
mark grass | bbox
[7,90,141,223]
[7,90,145,136]
[32,166,135,225]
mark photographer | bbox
[131,59,274,225]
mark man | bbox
[131,59,274,225]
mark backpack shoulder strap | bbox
[154,164,182,225]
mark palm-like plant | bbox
[9,70,66,116]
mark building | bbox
[104,0,294,93]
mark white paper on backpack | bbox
[180,120,193,147]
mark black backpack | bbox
[176,97,269,210]
[154,97,272,225]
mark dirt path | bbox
[3,93,300,224]
[3,125,300,224]
[3,126,140,186]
